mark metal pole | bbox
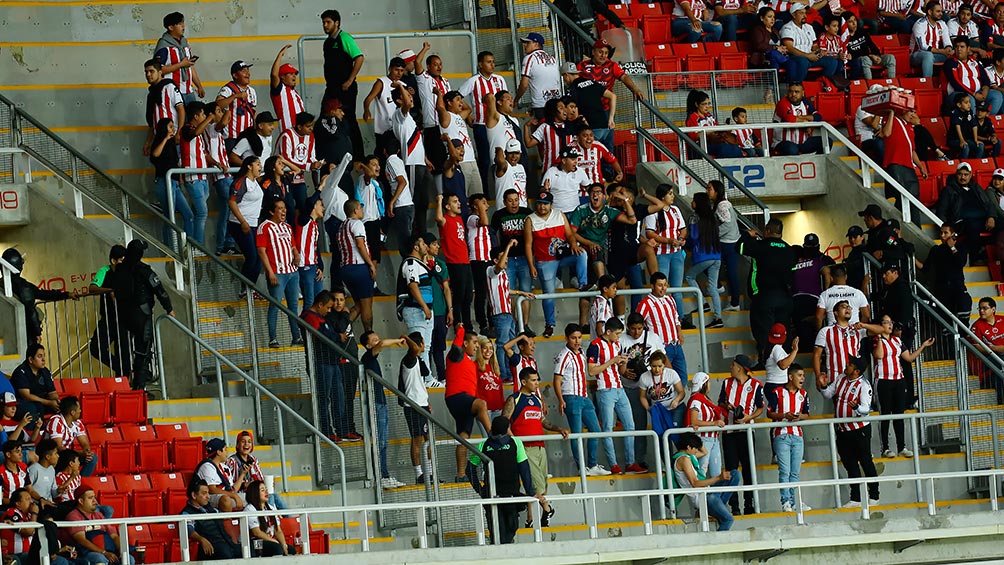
[745,426,759,514]
[428,419,444,549]
[912,418,922,502]
[650,431,666,521]
[215,358,229,441]
[83,295,94,379]
[246,290,264,439]
[828,425,841,508]
[360,366,376,485]
[304,337,325,486]
[276,405,289,492]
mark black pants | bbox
[900,327,917,401]
[198,539,241,560]
[447,263,474,330]
[322,83,363,160]
[958,217,987,263]
[723,432,755,513]
[835,426,880,502]
[423,127,448,175]
[471,260,492,330]
[256,540,295,557]
[876,379,908,452]
[886,164,922,227]
[432,314,448,381]
[485,500,522,544]
[407,164,434,236]
[324,216,344,291]
[228,222,262,283]
[89,314,130,376]
[750,290,793,364]
[342,363,359,435]
[792,294,819,347]
[127,312,154,390]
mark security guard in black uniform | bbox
[1,248,74,348]
[739,218,796,369]
[121,240,174,390]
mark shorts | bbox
[403,406,429,438]
[586,244,608,270]
[526,445,548,495]
[445,392,476,435]
[341,263,374,300]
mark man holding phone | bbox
[154,12,204,104]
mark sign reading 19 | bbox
[720,162,817,189]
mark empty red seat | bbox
[123,425,169,473]
[645,43,673,63]
[150,472,188,514]
[59,378,98,396]
[969,157,997,172]
[116,474,163,517]
[156,424,204,472]
[87,426,121,447]
[650,56,683,90]
[105,426,139,474]
[111,390,147,424]
[815,91,847,125]
[91,476,129,518]
[94,377,131,392]
[641,15,672,44]
[919,174,939,206]
[126,525,166,564]
[924,117,948,148]
[609,2,630,18]
[672,43,713,88]
[629,2,664,17]
[873,34,903,51]
[914,89,941,118]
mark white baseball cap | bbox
[505,139,522,153]
[866,84,884,94]
[789,2,807,11]
[691,371,710,393]
[993,168,1004,179]
[957,162,973,172]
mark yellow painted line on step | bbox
[201,331,243,339]
[198,317,222,324]
[149,398,215,406]
[330,537,394,545]
[922,359,957,368]
[314,521,371,529]
[288,490,333,497]
[152,415,230,423]
[260,377,301,385]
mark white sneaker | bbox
[724,304,741,312]
[381,477,404,489]
[898,448,914,458]
[425,379,446,389]
[799,502,812,511]
[842,500,861,508]
[881,449,895,458]
[781,501,794,513]
[868,498,880,506]
[586,465,612,476]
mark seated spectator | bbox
[685,90,743,159]
[986,48,1004,96]
[949,4,986,57]
[30,506,76,565]
[843,13,897,78]
[749,8,790,71]
[672,0,723,42]
[2,488,38,563]
[904,108,949,160]
[982,2,1004,51]
[0,441,42,506]
[714,0,757,41]
[976,101,1002,156]
[936,162,997,264]
[781,4,840,82]
[0,392,39,448]
[879,0,923,33]
[195,438,244,511]
[41,396,97,477]
[727,107,765,157]
[855,85,885,160]
[772,83,824,156]
[818,15,851,75]
[671,432,740,531]
[244,479,293,557]
[10,344,59,422]
[27,439,59,505]
[947,92,984,157]
[53,450,81,504]
[909,1,953,78]
[61,486,134,565]
[180,478,241,561]
[226,430,286,510]
[945,36,1003,115]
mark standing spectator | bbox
[516,33,561,119]
[816,264,870,328]
[718,355,764,515]
[11,345,59,420]
[609,184,661,313]
[781,4,839,81]
[686,192,725,329]
[637,351,685,451]
[936,161,996,263]
[771,83,824,156]
[945,37,1003,115]
[227,157,265,289]
[295,196,324,311]
[764,325,800,403]
[244,480,292,556]
[229,111,278,166]
[587,318,645,474]
[525,99,568,173]
[416,47,451,192]
[326,289,362,440]
[881,108,928,223]
[362,58,406,155]
[390,84,434,236]
[178,102,213,246]
[278,112,324,219]
[879,0,923,33]
[206,103,237,255]
[216,61,257,151]
[320,9,364,158]
[643,184,689,315]
[484,91,523,173]
[446,325,493,482]
[844,13,897,78]
[589,275,618,337]
[687,372,726,478]
[491,189,533,328]
[494,143,528,209]
[715,0,758,41]
[576,38,645,99]
[525,192,589,338]
[568,183,636,291]
[621,312,670,465]
[61,487,134,565]
[314,99,353,199]
[637,271,690,380]
[360,331,408,489]
[269,45,304,133]
[475,335,505,423]
[972,297,1004,390]
[436,193,474,331]
[154,12,203,105]
[916,224,972,324]
[149,118,190,247]
[766,363,811,512]
[459,51,508,191]
[41,397,96,477]
[574,128,622,184]
[468,195,494,335]
[554,323,610,476]
[257,200,301,348]
[355,155,386,293]
[398,333,433,484]
[300,292,342,440]
[180,479,241,560]
[542,146,590,215]
[707,181,742,313]
[739,218,797,366]
[424,233,452,388]
[87,245,127,375]
[820,356,880,506]
[143,59,184,156]
[563,64,617,150]
[398,235,435,370]
[337,200,377,332]
[672,433,739,531]
[382,136,415,254]
[793,234,835,343]
[487,241,534,368]
[672,0,724,42]
[909,1,953,77]
[813,301,862,388]
[195,438,245,511]
[436,89,483,198]
[503,333,538,388]
[685,90,743,159]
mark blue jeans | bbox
[82,452,99,477]
[317,363,339,435]
[402,306,435,370]
[377,400,390,478]
[698,435,722,477]
[298,265,323,313]
[705,472,740,531]
[507,255,533,293]
[720,241,741,307]
[624,262,645,311]
[536,253,589,326]
[492,313,515,379]
[228,222,261,284]
[883,15,917,33]
[664,343,688,387]
[564,394,601,467]
[950,137,984,158]
[686,259,722,318]
[267,272,301,342]
[267,492,286,510]
[655,251,686,313]
[964,91,1004,115]
[185,179,209,245]
[593,128,613,151]
[773,433,805,506]
[717,13,756,41]
[214,177,235,252]
[671,17,722,42]
[596,388,635,467]
[775,136,823,156]
[154,176,193,248]
[816,55,841,77]
[785,55,810,83]
[910,51,947,77]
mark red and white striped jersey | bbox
[673,0,707,19]
[987,64,1004,87]
[879,0,915,16]
[417,72,451,129]
[466,215,492,262]
[588,295,614,335]
[828,375,872,431]
[818,34,847,57]
[54,472,81,503]
[278,129,316,183]
[575,141,617,184]
[151,82,183,128]
[873,335,904,380]
[458,72,508,125]
[718,376,765,425]
[157,44,195,95]
[637,293,682,345]
[295,218,320,267]
[772,98,817,146]
[256,220,296,274]
[555,346,589,398]
[988,21,1004,38]
[0,464,28,496]
[271,83,305,133]
[0,507,31,553]
[764,0,794,12]
[910,18,951,53]
[510,354,538,390]
[642,206,686,255]
[531,122,565,169]
[42,415,86,450]
[814,323,861,377]
[180,123,209,181]
[734,128,759,149]
[947,56,986,95]
[948,17,979,38]
[587,337,623,390]
[338,218,368,266]
[688,395,720,438]
[218,82,258,139]
[767,387,810,437]
[486,264,511,316]
[204,125,230,181]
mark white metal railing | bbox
[659,409,999,515]
[38,293,132,380]
[163,167,239,252]
[0,254,19,297]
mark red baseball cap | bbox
[278,63,298,76]
[768,323,787,345]
[593,38,612,50]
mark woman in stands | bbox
[149,117,194,248]
[244,479,294,557]
[227,430,287,510]
[685,192,725,328]
[474,335,505,432]
[260,155,294,226]
[748,8,788,71]
[227,156,265,294]
[685,91,743,159]
[706,181,742,313]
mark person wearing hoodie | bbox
[154,12,204,105]
[120,240,174,390]
[0,249,75,349]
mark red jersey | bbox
[271,83,305,133]
[256,220,296,274]
[586,337,623,390]
[445,326,477,398]
[508,391,546,447]
[873,335,904,380]
[180,123,209,181]
[766,387,810,437]
[882,116,915,168]
[439,214,469,264]
[294,218,320,267]
[972,315,1004,349]
[637,293,682,345]
[477,366,505,411]
[1,507,31,553]
[718,376,765,425]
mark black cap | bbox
[734,354,755,371]
[421,232,438,245]
[858,204,883,219]
[880,264,900,274]
[255,111,279,126]
[888,218,901,230]
[846,225,865,237]
[847,356,868,373]
[803,233,820,248]
[978,100,990,112]
[559,146,580,159]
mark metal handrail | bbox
[911,281,1004,374]
[0,256,19,297]
[659,409,999,516]
[514,287,710,371]
[164,167,239,249]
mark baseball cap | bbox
[803,233,820,248]
[880,263,899,274]
[520,32,545,45]
[593,38,612,50]
[857,204,883,219]
[768,323,787,345]
[789,2,807,11]
[255,111,279,126]
[733,354,755,372]
[505,139,522,153]
[1,392,15,406]
[397,48,417,63]
[561,61,579,75]
[866,84,884,94]
[421,232,438,245]
[957,161,973,172]
[278,63,298,76]
[323,98,343,113]
[559,146,580,159]
[888,218,901,230]
[978,100,990,112]
[230,60,253,75]
[846,225,864,237]
[537,191,555,205]
[994,168,1004,179]
[847,356,868,373]
[205,438,226,454]
[691,371,710,393]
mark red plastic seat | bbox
[927,159,962,179]
[645,43,673,63]
[969,157,997,172]
[650,56,683,90]
[629,2,664,17]
[94,377,131,392]
[79,391,111,427]
[87,426,121,447]
[919,175,939,206]
[59,378,98,397]
[815,91,848,125]
[672,43,714,89]
[156,424,204,472]
[121,424,168,472]
[91,476,129,518]
[110,390,148,424]
[641,15,673,44]
[924,117,948,148]
[609,3,630,18]
[150,472,188,514]
[126,525,165,564]
[116,474,163,517]
[105,425,139,474]
[873,34,903,51]
[914,89,942,118]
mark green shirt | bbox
[469,435,528,466]
[429,256,450,317]
[568,204,622,245]
[92,265,111,286]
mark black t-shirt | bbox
[362,350,387,405]
[491,207,533,249]
[865,221,896,255]
[568,78,609,130]
[150,139,179,178]
[11,361,55,404]
[608,206,648,275]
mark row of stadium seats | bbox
[54,377,148,426]
[86,423,203,474]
